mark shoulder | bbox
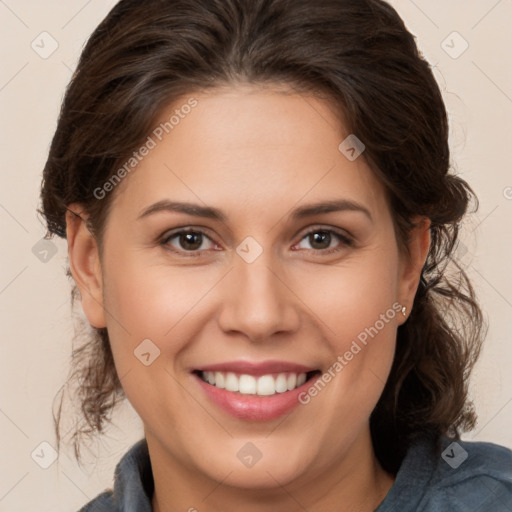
[78,491,115,512]
[76,439,153,512]
[377,435,512,512]
[421,437,512,511]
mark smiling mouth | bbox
[194,370,321,397]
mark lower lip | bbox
[194,374,320,421]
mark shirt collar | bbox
[112,438,153,512]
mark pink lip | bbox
[192,361,321,422]
[194,360,317,376]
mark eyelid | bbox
[295,224,354,243]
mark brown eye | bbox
[308,231,332,250]
[162,229,215,253]
[178,232,203,250]
[294,228,354,254]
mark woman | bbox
[39,0,512,510]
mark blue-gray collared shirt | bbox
[78,435,512,511]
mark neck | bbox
[150,427,395,512]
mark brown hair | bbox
[39,0,484,472]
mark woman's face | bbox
[70,85,428,491]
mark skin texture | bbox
[66,85,430,512]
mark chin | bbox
[214,460,306,490]
[214,438,317,488]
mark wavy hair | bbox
[39,0,484,471]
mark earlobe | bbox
[397,216,431,324]
[66,205,106,328]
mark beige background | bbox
[0,0,511,510]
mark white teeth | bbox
[275,374,288,393]
[215,371,225,389]
[287,373,297,391]
[200,371,310,396]
[239,374,257,394]
[257,375,275,396]
[297,373,307,387]
[224,372,239,392]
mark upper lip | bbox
[194,360,318,376]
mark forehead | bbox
[108,86,388,224]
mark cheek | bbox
[100,248,223,368]
[296,244,400,404]
[99,253,213,425]
[296,246,400,343]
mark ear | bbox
[397,216,431,325]
[66,204,106,328]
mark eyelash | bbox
[159,226,355,257]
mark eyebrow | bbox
[137,199,372,222]
[291,199,372,221]
[137,200,227,222]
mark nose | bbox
[217,252,300,343]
